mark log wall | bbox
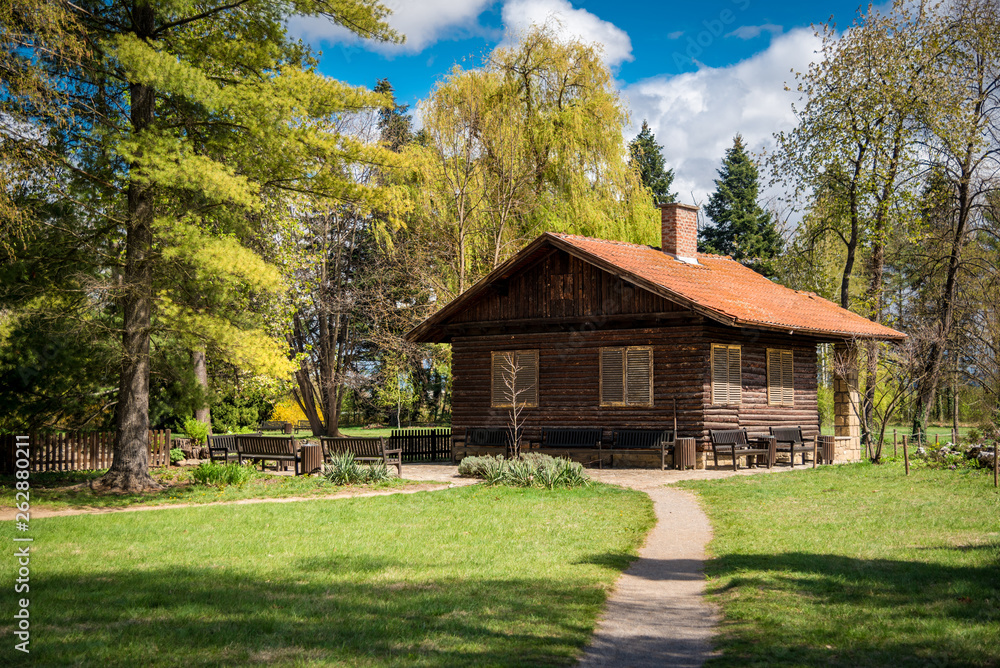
[451,323,820,448]
[700,323,820,441]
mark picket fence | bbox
[0,431,172,474]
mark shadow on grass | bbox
[35,558,608,667]
[704,550,1000,667]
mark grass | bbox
[680,462,1000,667]
[820,423,983,441]
[0,467,422,511]
[5,484,654,666]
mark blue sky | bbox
[288,0,873,205]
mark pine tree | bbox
[628,120,676,203]
[1,0,403,492]
[701,134,783,273]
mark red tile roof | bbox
[407,232,906,342]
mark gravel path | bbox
[579,465,796,667]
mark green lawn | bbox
[820,423,980,443]
[0,467,423,511]
[681,463,1000,667]
[7,484,654,666]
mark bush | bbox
[182,417,210,445]
[212,388,275,434]
[322,452,393,486]
[458,453,588,489]
[169,448,185,464]
[191,461,258,488]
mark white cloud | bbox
[500,0,634,68]
[726,23,783,40]
[622,28,822,208]
[667,30,685,40]
[286,0,496,54]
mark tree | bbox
[701,134,783,273]
[1,0,402,491]
[909,0,1000,438]
[628,120,676,203]
[412,23,658,297]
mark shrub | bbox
[191,461,258,488]
[458,454,503,477]
[169,448,185,464]
[182,417,210,446]
[460,453,589,489]
[322,452,393,485]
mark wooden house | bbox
[407,203,905,467]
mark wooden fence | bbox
[389,428,451,462]
[0,431,171,474]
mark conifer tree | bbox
[701,134,783,273]
[1,0,404,491]
[628,120,676,203]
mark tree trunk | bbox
[913,144,975,439]
[94,1,160,493]
[193,349,211,427]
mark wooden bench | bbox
[607,429,675,470]
[234,435,302,473]
[770,426,816,467]
[709,429,775,471]
[259,420,288,433]
[294,420,312,434]
[451,427,523,461]
[534,427,605,468]
[321,437,402,476]
[207,432,260,464]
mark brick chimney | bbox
[660,202,700,264]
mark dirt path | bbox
[1,463,479,520]
[579,465,798,667]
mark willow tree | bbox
[1,0,402,491]
[413,23,657,297]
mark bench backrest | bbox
[208,432,260,451]
[710,429,748,447]
[466,427,521,448]
[321,437,385,459]
[235,435,295,456]
[260,420,286,431]
[612,429,674,449]
[296,420,312,429]
[770,426,804,445]
[541,427,603,448]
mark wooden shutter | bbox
[767,349,782,405]
[712,344,741,405]
[600,348,625,406]
[515,350,539,407]
[727,346,742,404]
[491,350,538,407]
[625,347,653,406]
[767,349,794,407]
[781,350,794,406]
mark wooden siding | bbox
[451,323,820,449]
[699,323,820,442]
[452,250,681,324]
[451,327,708,445]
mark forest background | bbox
[1,0,998,489]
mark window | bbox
[711,344,741,405]
[490,350,539,407]
[767,348,795,407]
[600,347,653,407]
